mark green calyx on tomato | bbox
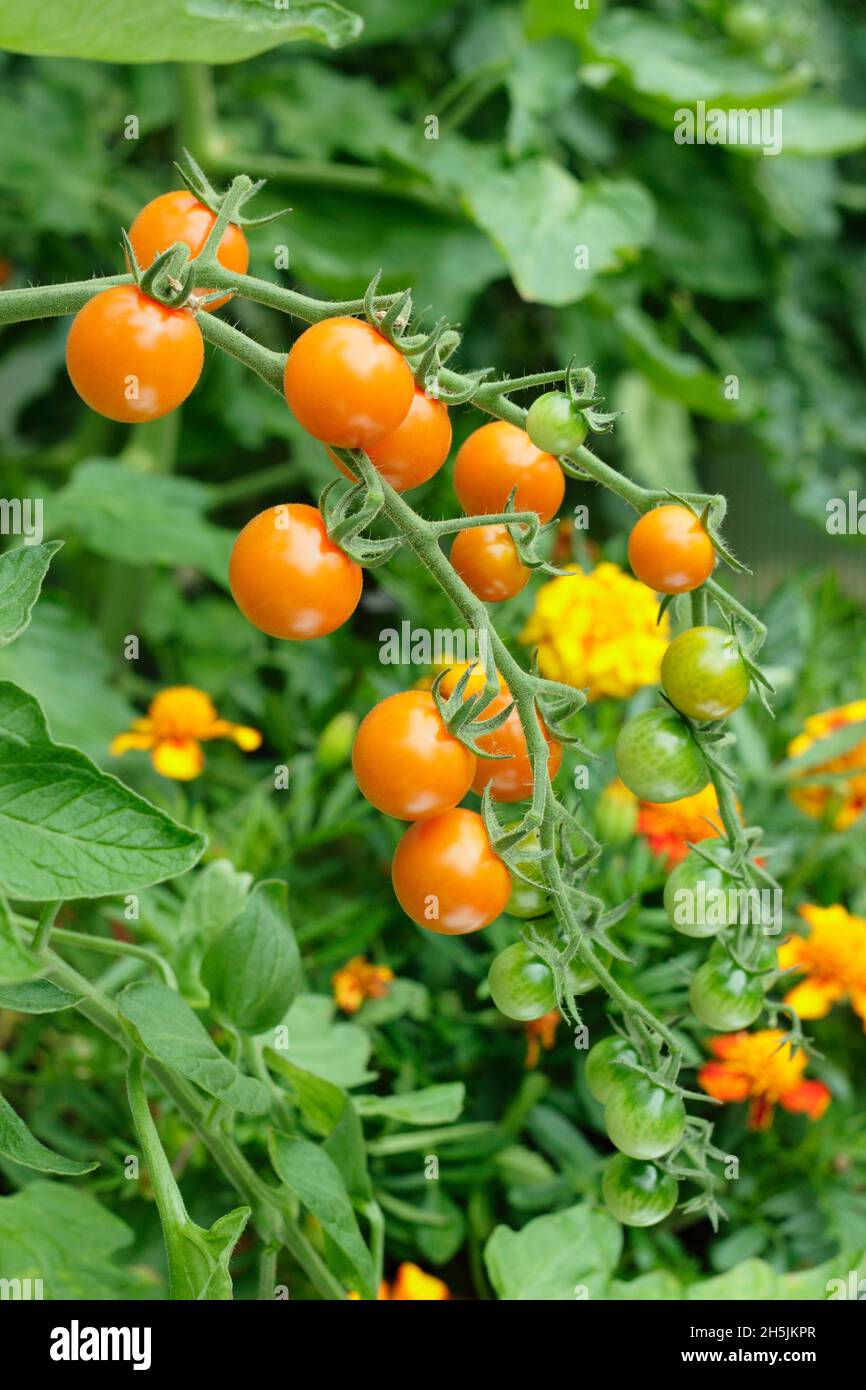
[663,848,740,938]
[604,1074,686,1160]
[661,626,750,722]
[602,1153,679,1227]
[689,954,766,1031]
[615,708,708,803]
[525,391,588,455]
[585,1035,640,1104]
[506,879,550,919]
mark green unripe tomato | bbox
[595,781,639,846]
[506,877,550,919]
[604,1074,686,1160]
[602,1153,679,1227]
[585,1035,640,1104]
[661,626,750,722]
[317,711,358,769]
[689,955,766,1030]
[724,3,771,48]
[488,942,556,1021]
[526,391,588,455]
[710,935,779,975]
[615,708,708,803]
[663,848,739,937]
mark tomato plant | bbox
[229,503,362,639]
[283,316,414,447]
[450,524,530,602]
[627,505,716,594]
[351,690,475,820]
[585,1036,641,1104]
[127,190,249,312]
[615,708,708,802]
[602,1154,679,1228]
[328,387,451,492]
[604,1076,687,1161]
[453,420,565,523]
[65,285,204,422]
[488,941,556,1020]
[663,848,740,937]
[391,808,511,934]
[662,626,750,721]
[470,692,562,802]
[689,955,767,1030]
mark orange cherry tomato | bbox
[127,191,249,312]
[627,505,716,594]
[438,664,506,699]
[471,692,562,803]
[328,388,451,492]
[453,420,565,523]
[352,690,475,820]
[283,317,414,448]
[391,807,511,934]
[450,524,531,602]
[65,285,203,423]
[229,503,362,640]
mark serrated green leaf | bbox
[0,681,204,900]
[0,1090,97,1175]
[485,1203,622,1299]
[0,542,62,647]
[202,880,301,1034]
[0,1181,152,1298]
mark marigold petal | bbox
[783,978,841,1020]
[706,1031,749,1059]
[780,1079,831,1121]
[209,719,263,751]
[151,738,204,781]
[110,731,155,756]
[747,1097,775,1130]
[698,1060,750,1102]
[388,1263,450,1301]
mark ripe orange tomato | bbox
[328,388,451,492]
[391,808,511,934]
[65,285,203,423]
[627,505,716,594]
[471,692,562,802]
[453,420,565,523]
[450,524,530,602]
[127,191,249,312]
[229,503,362,640]
[352,690,475,820]
[283,317,414,448]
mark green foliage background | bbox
[0,0,864,1300]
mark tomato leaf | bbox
[485,1202,622,1299]
[354,1083,465,1126]
[202,880,301,1034]
[0,541,62,647]
[0,1181,152,1298]
[0,681,205,900]
[0,1090,97,1175]
[0,896,41,984]
[116,980,270,1115]
[269,1133,375,1298]
[0,978,80,1011]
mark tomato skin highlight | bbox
[689,955,766,1030]
[627,505,715,595]
[615,708,708,803]
[127,190,249,312]
[661,625,750,721]
[450,524,530,603]
[352,690,475,821]
[65,285,204,423]
[391,807,511,934]
[602,1153,678,1227]
[604,1075,686,1160]
[454,420,565,523]
[663,848,739,938]
[488,942,556,1020]
[471,692,562,803]
[283,317,414,448]
[585,1035,640,1104]
[525,391,588,455]
[229,503,362,640]
[329,388,451,492]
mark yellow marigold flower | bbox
[110,686,262,781]
[524,1008,560,1068]
[698,1030,831,1130]
[520,562,669,699]
[348,1263,450,1301]
[637,783,727,868]
[332,956,394,1015]
[779,904,866,1028]
[787,700,866,830]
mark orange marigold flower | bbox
[524,1008,560,1068]
[698,1030,831,1130]
[520,562,670,699]
[332,956,394,1015]
[779,904,866,1029]
[348,1263,450,1301]
[111,686,262,781]
[637,783,727,868]
[787,700,866,831]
